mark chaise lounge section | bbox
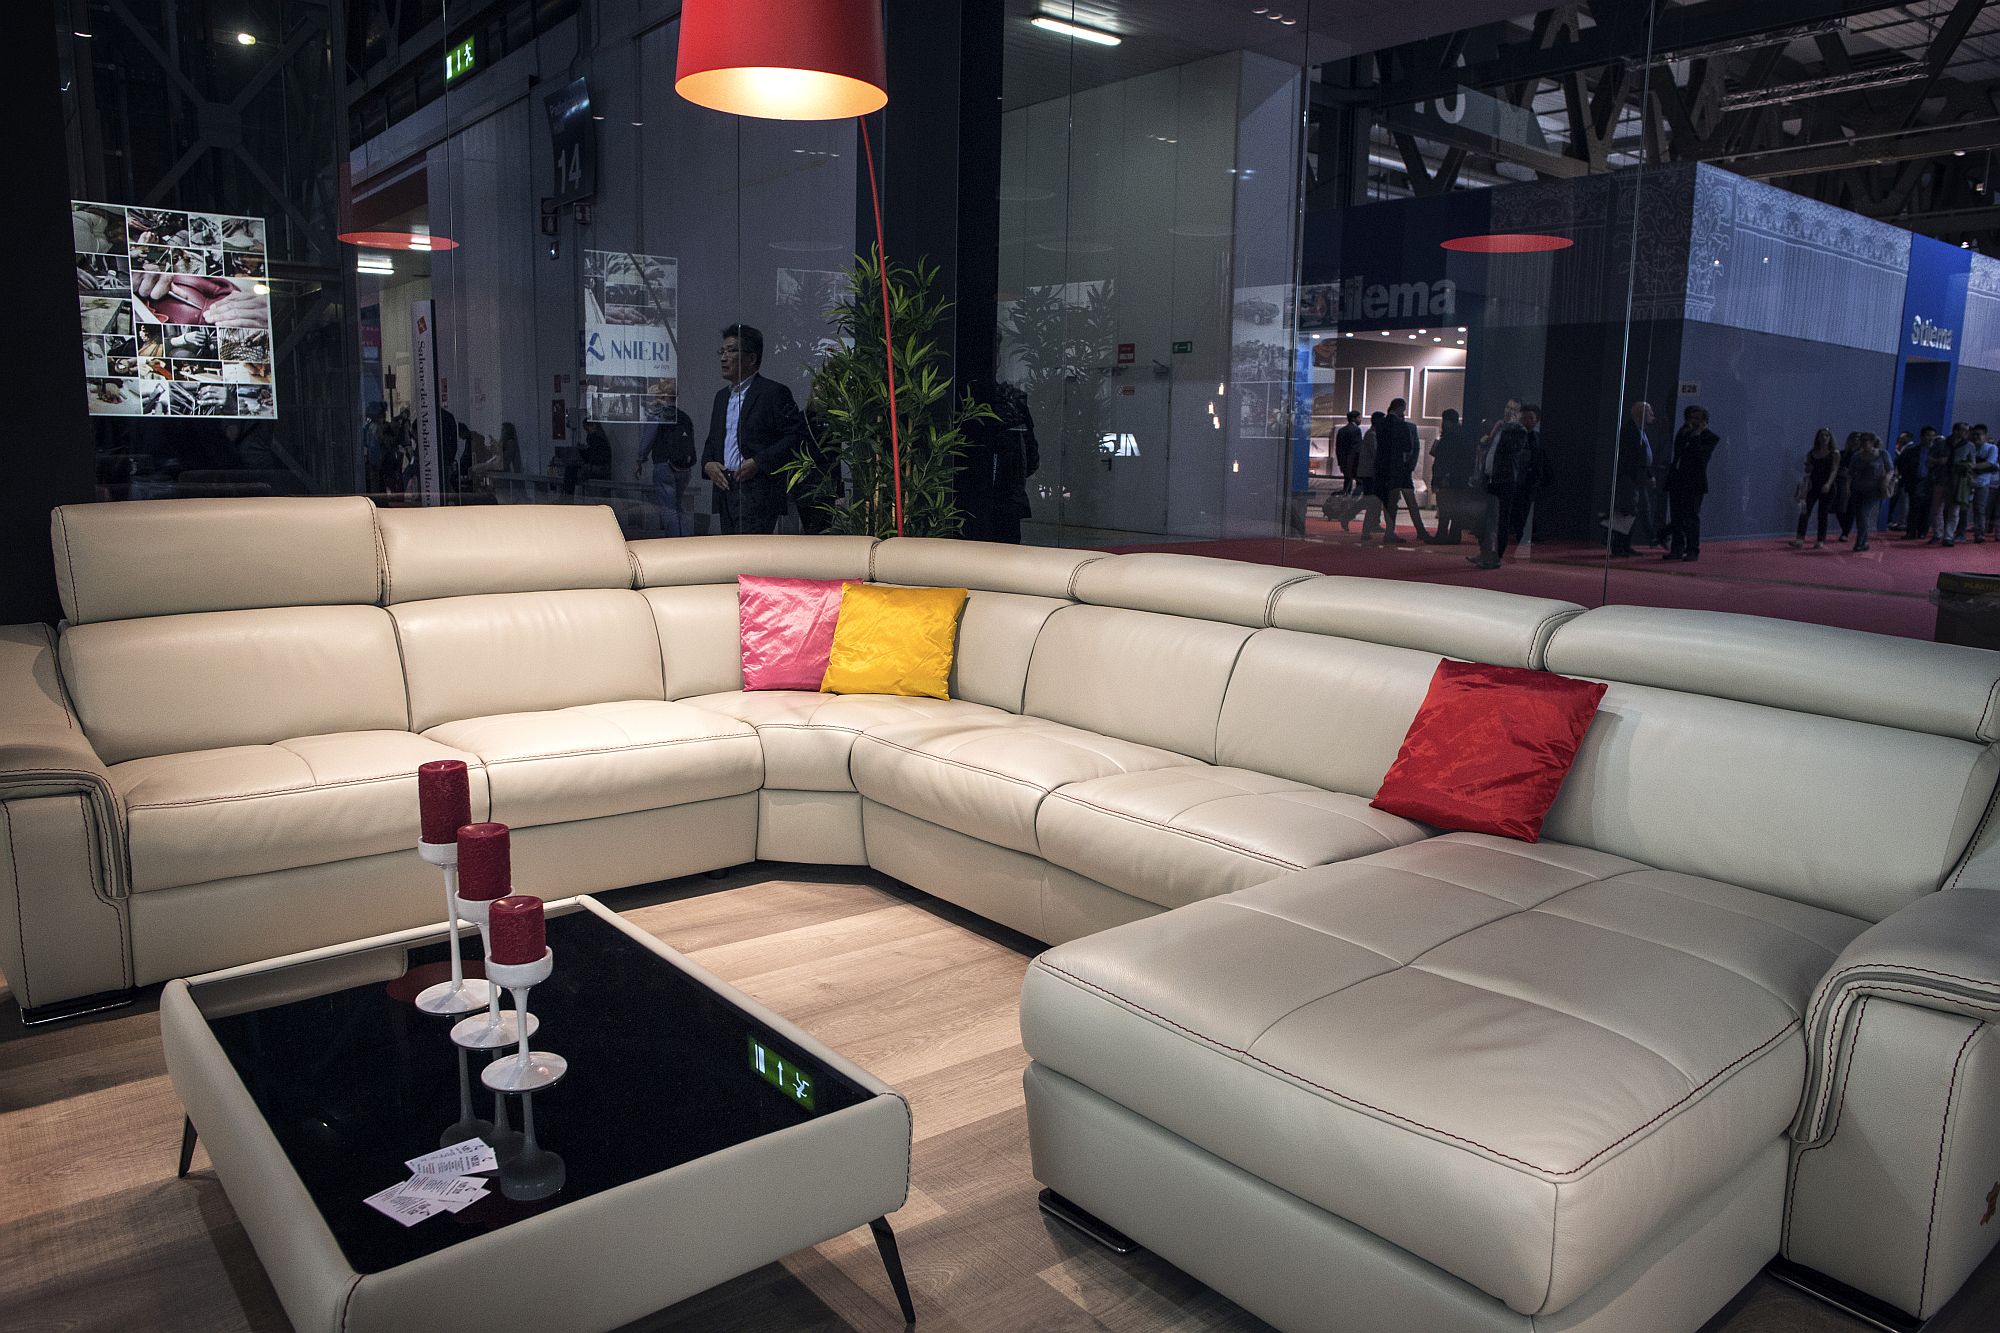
[3,496,1998,1331]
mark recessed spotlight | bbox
[1418,329,1427,334]
[631,121,643,127]
[1343,332,1353,338]
[1378,331,1389,336]
[74,30,92,38]
[1713,258,1722,267]
[1407,334,1417,340]
[1311,333,1321,340]
[1456,339,1465,346]
[252,282,270,296]
[1955,149,1968,156]
[1432,337,1442,343]
[1030,15,1121,46]
[236,31,257,45]
[1457,326,1466,332]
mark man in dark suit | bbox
[1662,404,1719,562]
[701,324,803,534]
[1467,402,1551,570]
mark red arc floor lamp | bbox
[675,0,905,535]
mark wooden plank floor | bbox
[4,866,1999,1332]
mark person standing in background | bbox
[1333,411,1362,496]
[634,394,697,535]
[1791,428,1839,549]
[1611,401,1654,557]
[1968,424,1998,543]
[1842,433,1891,553]
[1928,425,1968,546]
[1662,405,1718,563]
[1468,403,1550,570]
[1426,408,1476,545]
[1887,431,1915,531]
[1834,432,1860,541]
[1903,425,1938,539]
[1355,412,1384,540]
[702,324,804,535]
[1380,397,1427,542]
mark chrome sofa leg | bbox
[18,987,135,1027]
[1765,1259,1926,1333]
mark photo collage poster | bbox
[582,250,677,423]
[74,201,278,419]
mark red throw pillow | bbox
[1369,660,1607,843]
[738,576,852,691]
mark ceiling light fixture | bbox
[1442,233,1573,254]
[236,32,257,46]
[338,230,459,252]
[1029,16,1122,47]
[676,0,888,119]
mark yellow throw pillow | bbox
[820,584,970,699]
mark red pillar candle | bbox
[487,895,546,966]
[417,760,472,846]
[456,822,512,901]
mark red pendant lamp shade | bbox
[676,0,887,121]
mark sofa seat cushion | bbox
[852,715,1199,855]
[1037,767,1429,910]
[115,731,489,893]
[680,691,1006,791]
[1021,833,1868,1316]
[424,701,761,829]
[680,684,1008,788]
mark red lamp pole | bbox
[859,119,904,537]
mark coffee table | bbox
[159,896,916,1332]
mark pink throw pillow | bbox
[738,576,853,691]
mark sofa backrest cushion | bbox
[392,589,665,732]
[871,538,1101,599]
[1023,604,1253,761]
[954,591,1069,713]
[1072,553,1311,628]
[630,534,877,587]
[1546,605,2000,744]
[1214,629,1446,796]
[643,586,743,698]
[61,607,408,764]
[51,497,381,625]
[1542,683,1998,921]
[377,506,633,604]
[1272,575,1580,669]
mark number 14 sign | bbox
[545,78,597,207]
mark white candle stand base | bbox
[481,949,566,1093]
[450,894,537,1049]
[414,840,491,1016]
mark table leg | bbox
[177,1117,198,1178]
[868,1216,916,1326]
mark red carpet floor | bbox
[1102,521,2000,641]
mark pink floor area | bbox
[1101,519,2000,641]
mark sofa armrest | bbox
[1796,889,2000,1144]
[0,624,133,1014]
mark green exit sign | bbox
[445,36,476,83]
[1172,340,1194,354]
[748,1033,816,1111]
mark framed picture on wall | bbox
[1363,366,1412,417]
[1422,366,1466,421]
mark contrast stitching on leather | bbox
[1783,995,1867,1255]
[1528,896,1817,1016]
[83,793,130,985]
[1945,775,2000,891]
[55,507,82,624]
[3,803,31,1009]
[855,736,1049,793]
[1979,676,2000,743]
[478,733,757,766]
[126,770,424,810]
[1560,874,1848,959]
[1920,1024,1982,1312]
[368,503,388,605]
[1263,575,1313,627]
[1804,961,2000,1043]
[625,546,642,590]
[1043,790,1306,869]
[338,1272,363,1332]
[1033,958,1799,1178]
[384,610,415,733]
[1212,633,1258,763]
[34,624,80,730]
[1065,558,1101,600]
[1530,608,1585,670]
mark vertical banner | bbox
[411,300,443,506]
[583,250,677,422]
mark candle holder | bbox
[498,1091,566,1202]
[450,894,539,1050]
[480,948,566,1092]
[414,839,492,1015]
[440,1044,496,1149]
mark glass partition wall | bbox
[64,0,853,535]
[58,0,2000,641]
[1003,1,2000,642]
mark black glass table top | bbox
[196,907,873,1274]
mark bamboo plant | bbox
[779,249,993,538]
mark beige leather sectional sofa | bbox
[5,495,2000,1333]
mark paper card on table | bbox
[396,1173,489,1206]
[364,1183,439,1226]
[407,1139,499,1176]
[430,1182,490,1214]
